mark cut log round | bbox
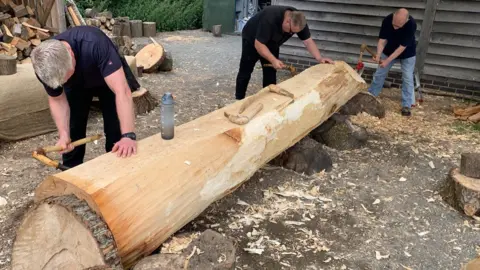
[12,195,121,269]
[85,8,98,18]
[112,23,122,36]
[461,153,480,179]
[0,55,16,75]
[130,20,143,37]
[117,17,131,37]
[135,40,165,73]
[0,63,56,141]
[14,61,366,268]
[142,22,156,37]
[443,168,480,217]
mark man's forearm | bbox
[115,90,135,134]
[104,68,135,134]
[254,40,277,64]
[385,46,406,62]
[376,39,387,58]
[48,93,70,138]
[303,38,321,61]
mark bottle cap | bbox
[162,92,175,105]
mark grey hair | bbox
[31,39,73,88]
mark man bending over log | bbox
[235,5,334,100]
[369,8,417,116]
[31,26,137,168]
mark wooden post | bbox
[143,22,156,37]
[130,19,142,37]
[460,153,480,179]
[0,55,17,75]
[416,0,440,76]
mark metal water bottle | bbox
[161,92,175,140]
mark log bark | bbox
[13,5,28,18]
[130,20,142,37]
[0,54,16,75]
[117,17,131,37]
[13,61,366,268]
[158,51,173,72]
[461,153,480,179]
[142,22,156,37]
[112,23,122,36]
[0,63,56,141]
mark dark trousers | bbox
[63,86,121,168]
[235,39,279,100]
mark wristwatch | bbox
[121,132,136,141]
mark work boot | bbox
[401,107,411,116]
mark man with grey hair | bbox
[235,5,333,100]
[369,8,417,116]
[31,26,137,167]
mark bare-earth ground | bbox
[1,30,480,270]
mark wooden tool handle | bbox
[360,43,377,58]
[243,103,263,120]
[149,37,160,46]
[42,134,102,153]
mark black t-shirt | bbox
[37,26,122,97]
[242,5,311,48]
[379,13,417,59]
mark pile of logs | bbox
[84,10,115,35]
[454,104,480,123]
[0,1,52,63]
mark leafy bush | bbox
[76,0,203,32]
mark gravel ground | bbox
[1,29,479,270]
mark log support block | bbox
[443,168,480,217]
[461,153,480,179]
[130,20,143,37]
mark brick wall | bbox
[280,56,480,98]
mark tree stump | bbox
[212,25,222,37]
[270,137,333,175]
[130,20,143,37]
[340,91,386,118]
[0,55,16,75]
[461,153,480,179]
[112,23,122,36]
[442,153,480,217]
[311,114,368,150]
[143,22,156,37]
[158,51,173,72]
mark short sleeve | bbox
[35,73,63,97]
[94,39,122,78]
[297,23,311,40]
[379,17,389,39]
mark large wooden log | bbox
[12,62,366,269]
[0,63,56,141]
[0,54,16,75]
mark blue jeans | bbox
[368,54,416,108]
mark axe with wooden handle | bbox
[32,134,102,171]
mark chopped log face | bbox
[13,5,28,18]
[36,30,50,41]
[12,195,121,269]
[1,24,13,43]
[18,62,366,268]
[135,41,165,72]
[460,153,480,179]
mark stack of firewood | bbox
[0,2,52,62]
[453,104,480,123]
[84,10,115,35]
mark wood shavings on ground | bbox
[375,251,390,260]
[161,232,201,254]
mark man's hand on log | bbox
[272,59,286,70]
[319,57,334,64]
[112,138,137,158]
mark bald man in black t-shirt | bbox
[31,26,137,167]
[235,5,333,100]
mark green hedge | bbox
[76,0,203,32]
